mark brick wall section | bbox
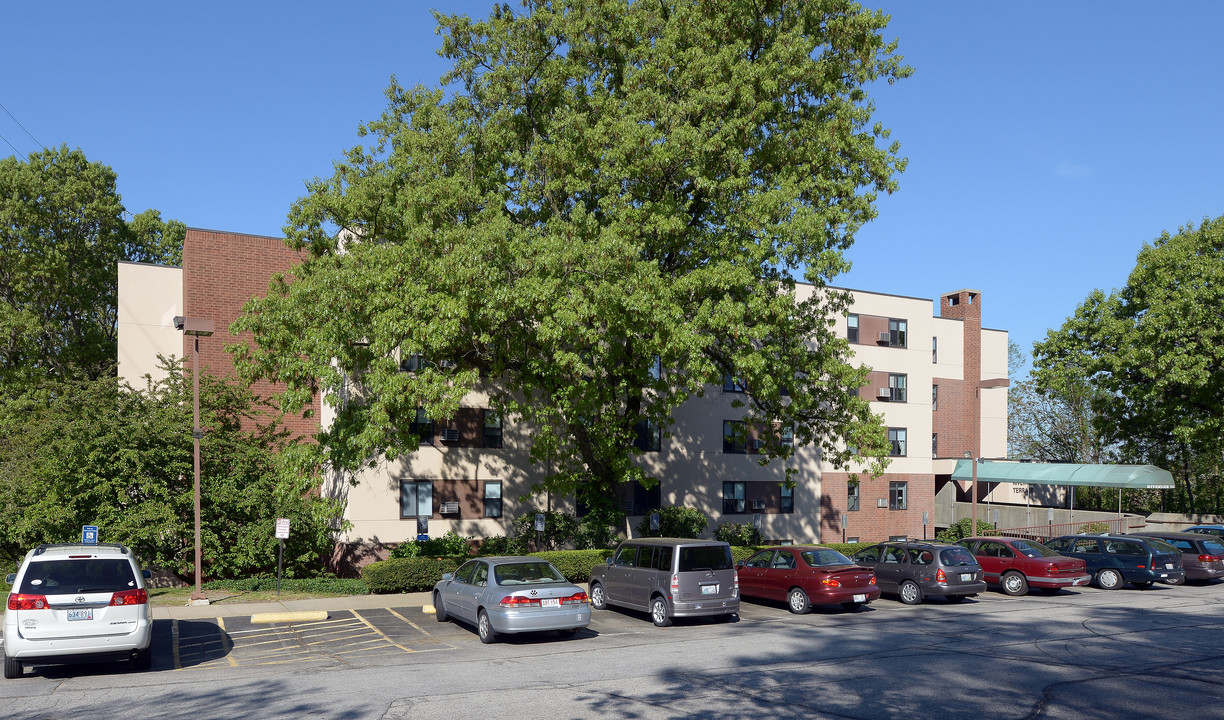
[182,228,320,440]
[821,472,937,542]
[934,289,981,460]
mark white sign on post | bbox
[275,518,291,539]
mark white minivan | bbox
[4,543,153,678]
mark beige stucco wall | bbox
[118,262,182,386]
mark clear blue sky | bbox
[3,2,1221,369]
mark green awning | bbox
[950,460,1174,489]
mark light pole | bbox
[174,316,214,603]
[964,450,977,532]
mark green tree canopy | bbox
[0,146,183,389]
[1032,215,1224,513]
[233,0,908,509]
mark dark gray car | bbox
[589,538,739,626]
[851,541,987,604]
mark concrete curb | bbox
[250,610,329,624]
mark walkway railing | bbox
[989,517,1147,542]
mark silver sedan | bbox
[432,556,590,643]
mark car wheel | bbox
[1131,580,1153,589]
[477,609,497,644]
[589,583,607,610]
[1001,572,1029,597]
[1096,569,1122,590]
[650,596,672,627]
[841,601,863,612]
[3,650,21,679]
[1168,575,1186,586]
[899,580,922,605]
[132,646,152,671]
[945,595,967,603]
[433,592,449,622]
[787,588,811,614]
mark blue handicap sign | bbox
[82,525,99,544]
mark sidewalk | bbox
[152,592,435,620]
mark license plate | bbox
[540,598,560,608]
[960,573,973,582]
[701,584,719,595]
[67,609,93,621]
[1166,564,1174,569]
[853,594,867,603]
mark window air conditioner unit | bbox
[876,387,891,398]
[750,438,764,451]
[877,498,888,508]
[751,499,765,510]
[878,331,891,343]
[439,501,459,515]
[440,428,460,443]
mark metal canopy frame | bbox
[950,460,1174,490]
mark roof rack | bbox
[33,543,130,556]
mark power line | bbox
[0,129,20,156]
[0,101,43,151]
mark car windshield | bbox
[494,561,566,585]
[678,545,734,572]
[18,559,136,594]
[1012,540,1059,558]
[1146,539,1181,554]
[800,549,854,567]
[940,547,977,566]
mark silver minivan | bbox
[588,538,739,626]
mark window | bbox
[888,428,907,456]
[483,410,503,448]
[634,418,662,452]
[888,373,907,402]
[847,482,860,511]
[932,433,938,458]
[780,424,794,448]
[932,384,938,411]
[889,481,907,511]
[888,318,907,348]
[623,480,662,515]
[483,481,502,518]
[780,485,794,514]
[723,373,745,392]
[399,480,434,518]
[848,314,859,343]
[723,420,747,454]
[400,352,429,372]
[723,481,746,514]
[410,408,433,445]
[649,355,662,381]
[932,336,938,364]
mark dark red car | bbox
[957,537,1091,596]
[736,545,880,613]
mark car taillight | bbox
[1200,555,1222,563]
[8,593,49,611]
[562,591,588,605]
[821,577,842,587]
[935,568,947,583]
[670,573,679,598]
[869,576,877,585]
[110,588,148,606]
[733,571,739,596]
[498,595,540,608]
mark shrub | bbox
[362,556,461,594]
[714,523,762,546]
[936,518,998,543]
[389,530,473,559]
[203,577,369,595]
[1079,521,1111,534]
[512,510,581,550]
[635,506,709,538]
[476,535,527,556]
[529,549,615,582]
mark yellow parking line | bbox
[387,607,432,636]
[350,609,415,654]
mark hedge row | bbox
[527,549,615,582]
[203,577,370,595]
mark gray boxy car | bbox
[588,538,739,626]
[851,541,987,605]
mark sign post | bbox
[275,518,290,598]
[535,513,546,550]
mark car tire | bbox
[433,592,448,622]
[3,650,21,679]
[650,596,672,627]
[589,583,607,610]
[1131,580,1153,589]
[787,588,811,614]
[1169,575,1186,586]
[133,646,152,671]
[1096,569,1122,590]
[477,609,497,644]
[841,601,863,612]
[899,580,923,605]
[1001,572,1029,597]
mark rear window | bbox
[19,559,136,594]
[940,547,977,566]
[1204,540,1224,555]
[1012,540,1058,558]
[1146,539,1181,555]
[801,549,854,567]
[678,545,733,572]
[494,561,566,585]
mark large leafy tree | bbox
[0,146,183,389]
[1032,215,1224,513]
[234,0,908,509]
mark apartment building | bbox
[118,228,1009,559]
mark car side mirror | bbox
[736,561,745,568]
[440,573,454,582]
[142,569,152,579]
[606,558,614,565]
[4,573,14,584]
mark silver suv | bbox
[4,543,153,678]
[589,538,739,626]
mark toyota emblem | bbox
[76,596,86,604]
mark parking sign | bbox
[82,525,98,544]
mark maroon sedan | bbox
[737,545,880,613]
[958,537,1091,596]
